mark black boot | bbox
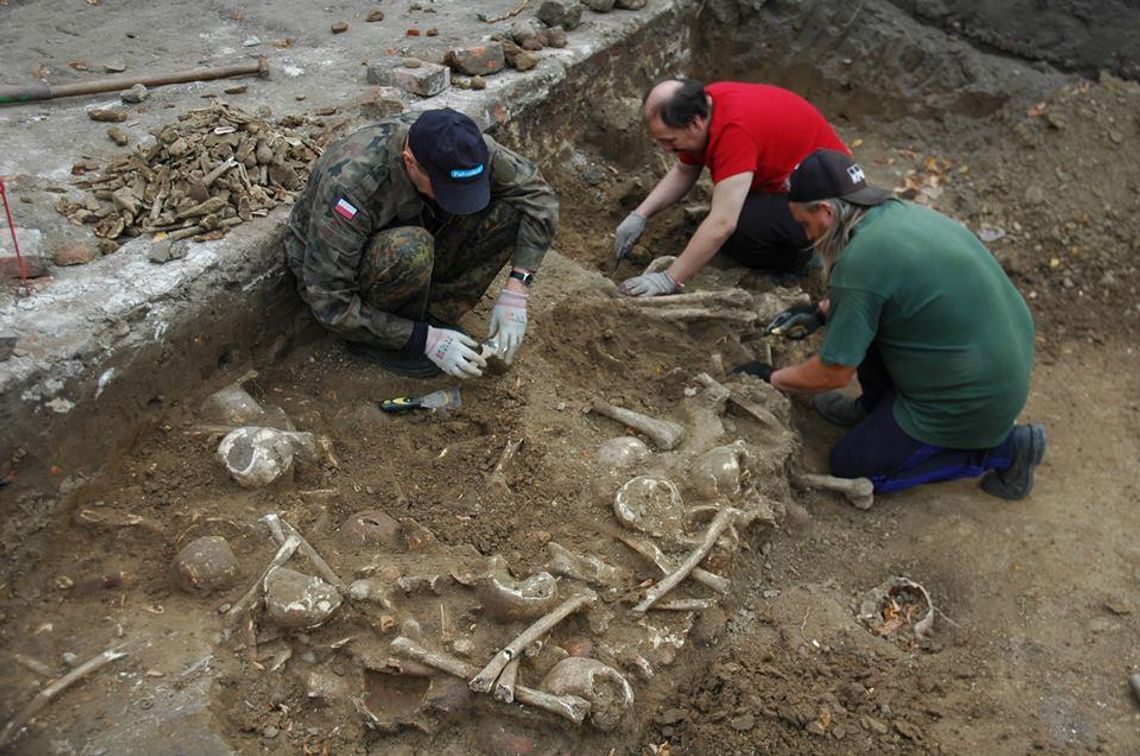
[980,423,1047,500]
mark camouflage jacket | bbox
[285,116,558,348]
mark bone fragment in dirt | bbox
[11,654,54,678]
[73,507,166,535]
[616,533,730,595]
[476,570,559,623]
[639,307,759,325]
[396,574,445,596]
[492,657,521,703]
[545,542,626,588]
[643,256,676,275]
[695,373,783,431]
[226,533,301,621]
[631,507,756,617]
[651,598,715,611]
[624,288,754,309]
[390,636,590,725]
[0,646,128,750]
[591,400,685,451]
[796,472,874,510]
[262,513,346,592]
[486,437,523,496]
[541,657,634,732]
[469,591,597,694]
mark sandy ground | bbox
[1,1,1139,754]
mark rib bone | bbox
[591,401,685,451]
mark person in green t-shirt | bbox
[734,150,1046,499]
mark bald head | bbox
[641,78,709,127]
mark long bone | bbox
[638,307,758,325]
[226,534,301,621]
[615,533,730,595]
[591,401,685,451]
[625,289,754,309]
[262,513,346,592]
[469,592,597,693]
[694,373,783,431]
[631,507,761,617]
[796,472,875,510]
[390,636,590,725]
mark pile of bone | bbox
[58,102,331,246]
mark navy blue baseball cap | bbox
[788,149,891,207]
[408,109,491,215]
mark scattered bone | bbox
[612,475,685,540]
[263,567,343,630]
[639,307,759,325]
[486,437,523,496]
[217,427,317,488]
[225,534,301,621]
[0,646,128,750]
[651,598,714,611]
[390,636,590,725]
[858,576,935,639]
[688,441,749,500]
[171,535,240,595]
[11,654,54,678]
[616,533,729,595]
[476,570,559,623]
[396,574,445,596]
[492,657,521,703]
[545,542,626,588]
[469,591,597,694]
[73,507,165,536]
[632,507,760,617]
[624,288,753,309]
[200,370,264,425]
[594,436,651,472]
[339,509,403,550]
[591,401,685,451]
[695,372,782,431]
[262,513,346,592]
[796,472,874,510]
[541,657,634,732]
[643,256,676,274]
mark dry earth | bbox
[1,1,1139,755]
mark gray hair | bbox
[806,198,869,269]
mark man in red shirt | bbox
[616,79,849,297]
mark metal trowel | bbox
[379,387,462,413]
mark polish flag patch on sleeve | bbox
[334,198,358,220]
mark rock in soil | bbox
[171,535,240,595]
[54,241,97,267]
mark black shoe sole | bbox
[345,341,441,378]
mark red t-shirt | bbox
[679,82,848,193]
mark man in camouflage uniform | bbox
[284,108,558,378]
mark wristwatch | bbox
[509,269,535,287]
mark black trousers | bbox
[719,192,813,273]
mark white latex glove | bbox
[613,212,647,264]
[488,289,528,364]
[618,270,679,298]
[424,326,485,379]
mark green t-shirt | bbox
[820,200,1034,449]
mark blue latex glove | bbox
[618,270,678,298]
[488,289,528,363]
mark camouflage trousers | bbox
[358,201,522,324]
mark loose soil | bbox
[2,2,1139,754]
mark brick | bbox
[538,1,583,31]
[366,57,450,97]
[444,43,506,76]
[0,227,48,278]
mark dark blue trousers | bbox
[829,346,1017,493]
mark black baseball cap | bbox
[408,109,491,215]
[788,149,891,207]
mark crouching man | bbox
[284,108,558,379]
[740,150,1045,499]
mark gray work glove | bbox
[764,303,825,340]
[619,270,679,298]
[487,289,528,364]
[425,326,486,379]
[613,212,647,265]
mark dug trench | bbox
[3,2,1140,755]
